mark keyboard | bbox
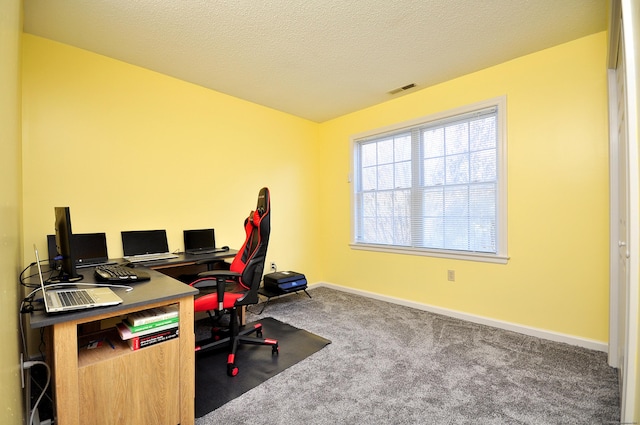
[58,290,95,307]
[123,253,179,263]
[94,265,151,282]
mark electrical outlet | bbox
[270,262,277,272]
[447,270,455,282]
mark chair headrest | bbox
[256,187,269,214]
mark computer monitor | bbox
[52,207,83,282]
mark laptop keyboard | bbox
[123,252,179,263]
[187,249,217,255]
[58,290,95,307]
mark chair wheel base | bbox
[227,365,239,377]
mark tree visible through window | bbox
[352,98,507,262]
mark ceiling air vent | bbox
[388,83,416,95]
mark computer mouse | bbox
[221,246,229,251]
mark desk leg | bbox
[178,296,195,425]
[239,305,246,326]
[52,321,80,425]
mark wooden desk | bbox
[130,249,238,274]
[30,269,199,425]
[136,250,247,325]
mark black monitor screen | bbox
[48,232,110,270]
[74,233,109,267]
[53,207,82,282]
[121,230,169,256]
[184,228,216,251]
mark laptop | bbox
[47,233,116,269]
[184,228,218,255]
[34,245,123,313]
[121,229,179,263]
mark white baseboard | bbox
[310,282,608,353]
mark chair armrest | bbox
[191,270,240,289]
[191,270,242,311]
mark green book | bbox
[126,305,179,326]
[124,316,179,333]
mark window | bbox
[351,97,507,263]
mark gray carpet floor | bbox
[195,286,620,424]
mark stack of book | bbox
[116,304,179,350]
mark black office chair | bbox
[190,187,278,377]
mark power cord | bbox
[19,260,56,289]
[19,287,44,357]
[23,360,51,425]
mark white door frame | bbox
[608,0,639,421]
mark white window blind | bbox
[352,97,507,262]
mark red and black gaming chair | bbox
[190,187,278,377]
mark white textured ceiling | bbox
[23,0,607,122]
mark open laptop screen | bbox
[74,233,109,268]
[121,230,170,256]
[184,229,216,253]
[48,232,110,268]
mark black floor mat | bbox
[195,317,331,418]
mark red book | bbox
[127,326,179,351]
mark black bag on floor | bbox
[263,271,307,294]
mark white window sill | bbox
[350,243,510,264]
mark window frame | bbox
[350,96,509,264]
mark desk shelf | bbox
[78,336,181,425]
[77,328,129,368]
[77,325,179,369]
[30,269,197,425]
[49,298,192,425]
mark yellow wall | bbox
[319,32,610,342]
[21,31,609,346]
[1,0,24,423]
[13,17,620,423]
[21,35,322,286]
